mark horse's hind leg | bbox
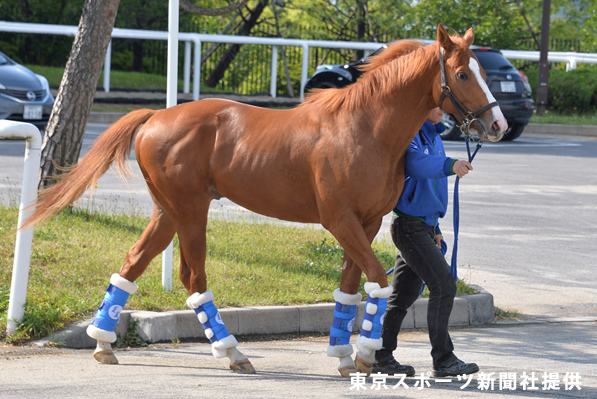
[88,204,176,364]
[177,200,255,374]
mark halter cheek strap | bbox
[438,47,498,138]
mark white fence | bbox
[0,21,382,101]
[3,21,597,102]
[501,49,597,71]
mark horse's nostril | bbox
[492,121,500,132]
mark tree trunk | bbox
[355,0,367,60]
[39,0,120,188]
[204,0,269,88]
[133,41,145,71]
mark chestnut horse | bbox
[24,25,506,376]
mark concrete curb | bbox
[524,123,597,137]
[36,285,494,349]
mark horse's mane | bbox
[302,38,465,114]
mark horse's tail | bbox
[22,109,156,230]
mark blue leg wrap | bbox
[360,296,388,339]
[87,274,138,343]
[193,300,231,344]
[91,284,130,333]
[329,302,357,346]
[187,291,238,359]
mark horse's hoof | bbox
[229,358,255,374]
[338,364,357,378]
[355,355,372,376]
[93,349,119,364]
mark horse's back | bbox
[134,98,323,223]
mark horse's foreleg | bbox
[327,254,362,377]
[177,205,255,374]
[327,217,391,376]
[88,205,176,364]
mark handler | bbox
[373,107,479,378]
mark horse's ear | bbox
[437,24,454,51]
[463,28,474,47]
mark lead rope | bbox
[450,138,482,281]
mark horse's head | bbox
[434,24,508,142]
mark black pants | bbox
[377,215,457,368]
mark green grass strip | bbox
[1,206,476,343]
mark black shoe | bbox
[433,357,479,377]
[372,356,415,376]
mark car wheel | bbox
[502,123,525,141]
[439,114,462,140]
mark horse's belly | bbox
[220,183,321,224]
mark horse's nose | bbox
[494,118,508,134]
[490,119,507,142]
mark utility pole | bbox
[536,0,551,116]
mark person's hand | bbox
[435,234,443,250]
[452,160,473,178]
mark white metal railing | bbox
[501,49,597,71]
[0,21,383,101]
[2,21,596,100]
[0,121,42,336]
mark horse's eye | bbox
[456,72,468,80]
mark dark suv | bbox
[305,45,535,141]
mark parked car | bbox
[305,44,534,141]
[0,50,54,131]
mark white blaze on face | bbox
[468,58,508,134]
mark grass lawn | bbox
[1,206,475,343]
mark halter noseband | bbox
[437,47,498,139]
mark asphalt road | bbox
[1,322,595,398]
[1,127,596,320]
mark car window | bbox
[474,51,514,71]
[0,54,9,66]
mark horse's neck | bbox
[370,64,438,157]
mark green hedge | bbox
[526,67,597,114]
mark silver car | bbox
[0,51,54,131]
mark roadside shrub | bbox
[527,66,597,114]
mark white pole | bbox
[183,41,191,94]
[193,39,201,101]
[270,45,278,98]
[103,39,112,93]
[300,44,309,101]
[1,121,42,336]
[162,0,179,291]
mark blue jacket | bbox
[393,120,456,230]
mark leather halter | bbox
[437,47,498,138]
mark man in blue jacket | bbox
[373,107,479,377]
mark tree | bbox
[40,0,120,187]
[39,0,249,188]
[204,0,269,88]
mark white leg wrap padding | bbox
[212,335,239,359]
[87,324,117,343]
[186,290,215,309]
[333,288,362,305]
[327,343,354,358]
[110,273,138,295]
[356,335,382,364]
[364,282,393,298]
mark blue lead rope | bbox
[386,138,483,286]
[450,138,482,281]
